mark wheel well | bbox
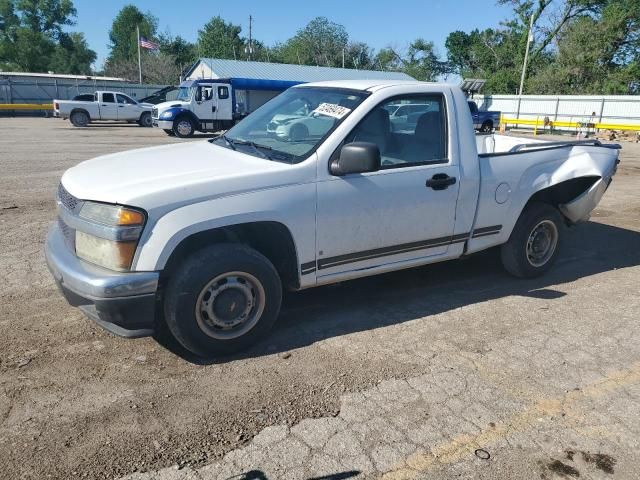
[525,176,600,221]
[162,222,300,290]
[70,108,89,117]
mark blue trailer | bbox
[152,77,302,137]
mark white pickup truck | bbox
[45,80,620,357]
[53,91,153,127]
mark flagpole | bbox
[137,25,142,84]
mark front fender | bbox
[158,107,197,123]
[132,184,316,277]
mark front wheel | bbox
[173,117,194,138]
[164,244,282,357]
[139,112,152,127]
[501,202,564,278]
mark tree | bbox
[276,17,349,66]
[402,39,448,81]
[51,32,95,74]
[104,53,179,84]
[0,0,94,73]
[108,4,157,63]
[197,16,244,59]
[158,32,197,74]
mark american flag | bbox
[139,37,159,50]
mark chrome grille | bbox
[152,107,158,119]
[57,183,79,212]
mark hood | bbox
[61,141,309,212]
[154,100,189,112]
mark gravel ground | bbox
[1,118,639,480]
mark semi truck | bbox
[152,78,301,137]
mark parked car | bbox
[53,91,153,127]
[152,78,300,137]
[468,100,501,132]
[385,102,434,132]
[46,80,620,357]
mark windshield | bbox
[176,87,193,101]
[212,87,369,163]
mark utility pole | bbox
[519,14,534,95]
[246,15,254,61]
[342,47,345,68]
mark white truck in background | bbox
[46,80,620,357]
[53,91,153,127]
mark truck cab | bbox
[152,78,299,137]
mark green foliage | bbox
[446,0,640,94]
[51,32,96,74]
[197,16,244,60]
[158,33,197,73]
[107,4,157,63]
[275,17,348,67]
[0,0,94,73]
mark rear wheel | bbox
[501,202,564,278]
[70,110,89,127]
[139,112,152,127]
[164,244,282,357]
[173,117,195,138]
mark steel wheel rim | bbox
[195,271,265,340]
[526,219,558,267]
[176,120,192,136]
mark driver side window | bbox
[344,95,447,168]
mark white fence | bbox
[474,94,640,127]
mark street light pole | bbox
[519,14,534,96]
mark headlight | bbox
[76,232,138,271]
[160,111,174,119]
[75,202,146,271]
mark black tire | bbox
[70,110,89,127]
[164,243,282,357]
[173,116,195,138]
[139,112,152,127]
[500,202,564,278]
[163,129,175,136]
[480,121,493,133]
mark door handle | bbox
[426,173,456,190]
[212,106,217,112]
[118,105,125,108]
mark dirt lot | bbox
[1,118,640,480]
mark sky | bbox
[68,0,514,70]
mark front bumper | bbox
[153,119,173,129]
[45,222,159,338]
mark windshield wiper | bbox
[221,134,236,150]
[232,139,273,160]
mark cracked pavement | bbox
[1,119,639,480]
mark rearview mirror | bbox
[330,142,381,176]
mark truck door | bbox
[192,84,215,127]
[116,93,140,120]
[214,84,233,122]
[99,93,118,120]
[316,94,460,277]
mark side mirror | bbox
[330,142,381,176]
